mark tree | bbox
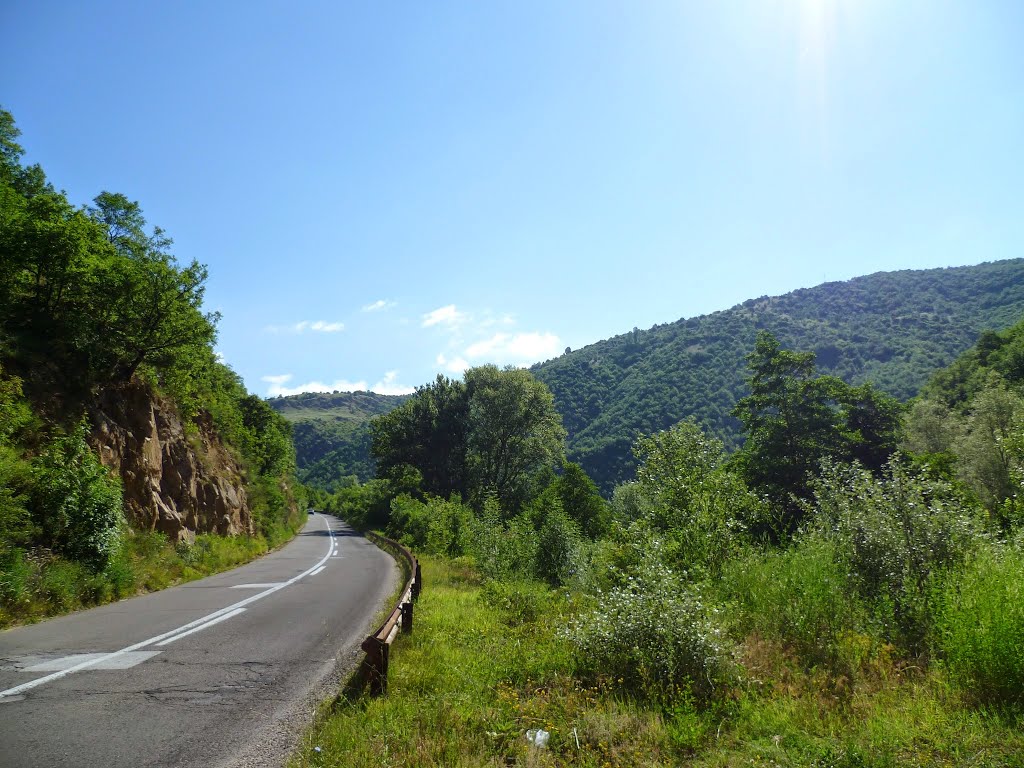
[464,365,566,512]
[30,421,124,570]
[732,332,844,515]
[88,191,172,261]
[732,332,901,530]
[370,367,566,513]
[954,378,1023,520]
[370,374,469,498]
[634,419,754,573]
[92,254,219,383]
[555,462,609,539]
[838,382,904,471]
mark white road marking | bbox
[0,515,337,700]
[310,566,326,576]
[229,583,284,589]
[24,651,161,672]
[155,608,246,646]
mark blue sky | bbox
[3,1,1022,397]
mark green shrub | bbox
[535,503,584,587]
[938,543,1024,705]
[387,493,430,548]
[31,421,125,570]
[466,496,539,581]
[809,459,985,653]
[479,578,553,626]
[0,548,32,609]
[424,496,474,557]
[568,557,731,702]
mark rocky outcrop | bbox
[90,381,253,542]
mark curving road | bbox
[0,514,398,768]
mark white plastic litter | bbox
[525,729,550,748]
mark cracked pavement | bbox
[0,516,398,768]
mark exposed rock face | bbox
[90,381,253,543]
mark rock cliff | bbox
[89,381,253,542]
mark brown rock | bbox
[90,381,254,542]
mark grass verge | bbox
[0,512,306,628]
[290,554,1024,768]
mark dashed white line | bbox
[155,608,247,646]
[229,583,284,590]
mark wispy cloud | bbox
[436,353,470,375]
[362,299,396,313]
[265,320,345,334]
[421,304,465,328]
[372,371,416,396]
[262,372,414,398]
[464,332,561,363]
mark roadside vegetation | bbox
[301,321,1024,765]
[0,108,304,627]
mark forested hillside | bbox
[0,108,302,624]
[269,391,409,489]
[532,260,1024,490]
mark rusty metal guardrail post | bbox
[359,532,420,695]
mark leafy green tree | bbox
[534,497,582,587]
[732,332,845,519]
[238,394,295,477]
[554,461,609,539]
[371,367,565,513]
[732,332,902,530]
[839,382,903,471]
[634,419,755,574]
[464,365,566,512]
[370,374,469,497]
[954,379,1023,521]
[90,231,218,383]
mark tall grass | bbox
[938,543,1024,706]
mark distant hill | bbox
[268,391,409,489]
[531,259,1024,492]
[272,260,1024,494]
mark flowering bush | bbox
[567,557,731,701]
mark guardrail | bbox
[359,532,421,695]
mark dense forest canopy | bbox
[532,259,1024,490]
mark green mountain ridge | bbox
[268,390,411,489]
[272,259,1024,493]
[532,259,1024,490]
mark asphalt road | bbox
[0,514,398,768]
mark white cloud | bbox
[436,353,470,375]
[421,304,464,328]
[262,373,369,397]
[265,320,344,334]
[309,320,344,332]
[371,371,416,396]
[262,371,413,397]
[464,332,561,364]
[362,299,396,313]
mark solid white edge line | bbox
[0,514,337,700]
[310,565,326,576]
[155,608,247,646]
